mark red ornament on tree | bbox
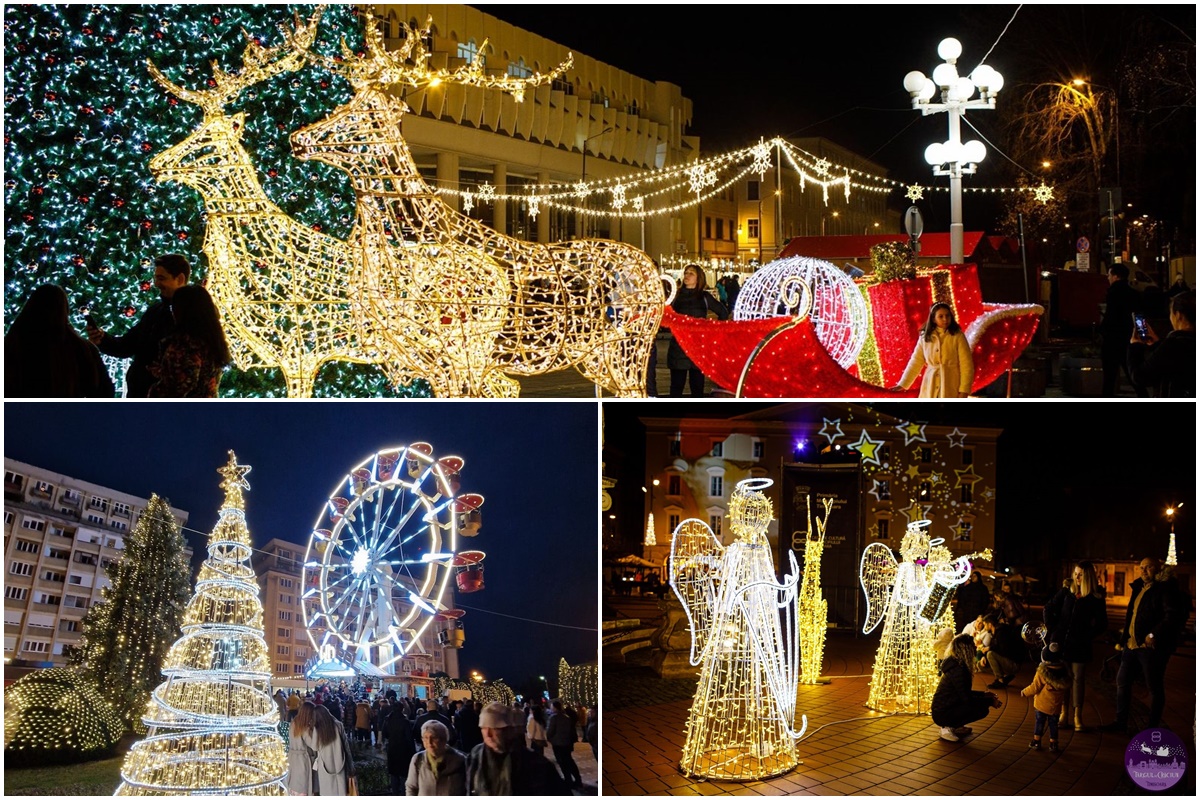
[140,142,152,152]
[140,280,152,291]
[78,195,90,204]
[176,231,189,241]
[140,220,152,230]
[123,307,136,318]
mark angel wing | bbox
[668,518,724,666]
[739,550,807,739]
[860,542,898,634]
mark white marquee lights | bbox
[904,37,1004,263]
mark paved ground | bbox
[602,630,1195,796]
[518,334,1141,398]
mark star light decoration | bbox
[848,429,884,466]
[669,479,807,781]
[287,13,665,398]
[895,420,928,446]
[116,451,286,795]
[860,522,989,713]
[820,418,845,445]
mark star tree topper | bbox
[218,450,252,510]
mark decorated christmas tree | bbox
[116,452,286,795]
[3,4,417,397]
[69,493,191,732]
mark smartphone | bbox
[1132,313,1149,340]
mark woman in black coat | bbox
[931,634,1003,742]
[954,571,992,632]
[1043,561,1107,731]
[665,264,728,397]
[5,284,114,397]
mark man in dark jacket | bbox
[546,699,583,790]
[1128,290,1195,397]
[88,253,189,397]
[386,699,416,795]
[455,699,482,753]
[466,702,570,795]
[1100,263,1146,397]
[1104,558,1188,731]
[979,613,1026,689]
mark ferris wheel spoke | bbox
[376,492,422,555]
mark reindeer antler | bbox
[310,13,573,103]
[148,5,326,115]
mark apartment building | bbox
[3,459,191,670]
[253,538,459,692]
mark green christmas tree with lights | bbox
[3,4,423,397]
[68,494,192,732]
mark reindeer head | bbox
[290,86,404,182]
[147,7,324,185]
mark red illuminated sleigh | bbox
[664,263,1043,398]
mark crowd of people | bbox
[5,253,232,398]
[934,557,1190,746]
[273,685,597,796]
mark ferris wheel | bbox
[301,444,485,672]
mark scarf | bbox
[425,749,443,781]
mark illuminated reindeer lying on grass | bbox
[291,17,665,397]
[147,9,382,398]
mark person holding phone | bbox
[1099,264,1146,397]
[87,254,190,397]
[1127,290,1195,397]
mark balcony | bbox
[59,492,82,507]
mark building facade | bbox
[252,538,459,693]
[3,459,190,670]
[631,406,1000,628]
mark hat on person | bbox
[1041,641,1062,665]
[508,707,525,728]
[478,701,511,729]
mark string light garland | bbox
[3,668,125,763]
[669,479,807,781]
[860,521,991,713]
[289,14,664,397]
[557,658,598,708]
[797,496,835,685]
[116,452,287,795]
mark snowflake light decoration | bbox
[686,164,717,195]
[751,139,772,177]
[476,182,495,204]
[906,185,926,202]
[611,182,627,211]
[1034,183,1054,204]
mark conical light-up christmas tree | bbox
[116,452,286,795]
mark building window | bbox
[109,520,127,531]
[711,441,723,457]
[112,502,131,516]
[875,519,890,539]
[753,441,765,459]
[954,520,973,541]
[21,519,46,532]
[88,497,109,512]
[960,484,974,504]
[669,438,681,456]
[747,181,759,201]
[878,480,891,500]
[46,547,69,560]
[920,447,932,463]
[60,619,80,633]
[67,574,84,585]
[919,480,933,500]
[668,513,680,531]
[705,217,712,239]
[709,515,723,537]
[34,593,61,606]
[63,595,89,609]
[41,570,65,583]
[667,474,681,496]
[15,539,39,554]
[709,476,723,497]
[5,471,23,486]
[456,39,481,65]
[10,562,33,577]
[22,640,50,653]
[5,586,28,601]
[280,578,294,590]
[962,448,974,466]
[4,511,12,526]
[275,663,289,675]
[74,553,97,566]
[278,627,290,639]
[748,219,760,239]
[295,647,307,660]
[507,57,532,78]
[279,611,293,622]
[716,219,725,240]
[277,645,290,656]
[86,514,105,525]
[294,664,306,674]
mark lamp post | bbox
[580,126,614,238]
[821,211,839,237]
[904,38,1003,265]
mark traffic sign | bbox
[1076,236,1091,253]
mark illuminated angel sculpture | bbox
[669,478,807,781]
[860,520,989,713]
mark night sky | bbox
[603,400,1196,595]
[4,401,599,690]
[476,4,1195,227]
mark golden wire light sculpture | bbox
[669,478,807,781]
[291,16,665,397]
[860,521,990,713]
[797,495,834,685]
[115,452,286,795]
[147,8,380,398]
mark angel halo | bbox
[668,478,807,781]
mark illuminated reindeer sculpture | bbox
[147,8,382,398]
[291,17,665,397]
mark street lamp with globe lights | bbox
[904,38,1003,265]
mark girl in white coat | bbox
[898,302,974,397]
[302,703,354,796]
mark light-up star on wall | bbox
[819,418,844,445]
[895,420,928,446]
[900,500,931,526]
[946,428,968,448]
[930,471,944,485]
[906,463,922,479]
[848,429,884,466]
[981,487,996,503]
[955,465,983,489]
[868,479,890,503]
